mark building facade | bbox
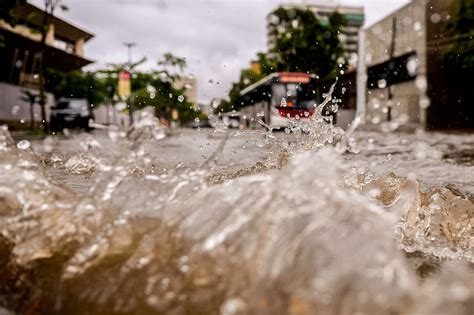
[267,2,364,67]
[174,75,197,107]
[365,0,473,129]
[0,2,93,124]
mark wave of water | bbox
[0,103,472,314]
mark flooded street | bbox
[26,126,474,198]
[1,111,473,315]
[1,0,473,313]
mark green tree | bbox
[45,68,107,106]
[269,7,346,78]
[131,71,199,124]
[444,0,474,70]
[216,52,275,113]
[0,0,25,48]
[218,7,346,114]
[0,0,26,26]
[157,52,187,80]
[102,53,203,124]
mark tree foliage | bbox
[269,7,346,78]
[158,52,187,74]
[218,7,346,113]
[0,0,26,47]
[444,0,474,70]
[131,72,198,123]
[45,68,108,106]
[44,53,203,124]
[216,52,273,113]
[0,0,26,26]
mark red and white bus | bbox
[237,72,322,129]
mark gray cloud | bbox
[32,0,409,104]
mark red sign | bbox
[118,70,131,99]
[279,72,311,83]
[119,71,131,80]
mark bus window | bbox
[272,83,316,109]
[271,84,286,106]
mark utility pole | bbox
[356,29,366,123]
[123,42,136,124]
[387,17,397,122]
[123,42,136,67]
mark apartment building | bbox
[0,2,94,123]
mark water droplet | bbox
[63,128,71,137]
[413,21,422,31]
[377,79,387,89]
[419,96,431,109]
[430,13,441,24]
[11,105,21,116]
[42,137,54,153]
[17,140,30,150]
[371,116,381,124]
[221,298,247,315]
[108,129,124,142]
[415,76,427,91]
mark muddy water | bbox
[0,108,473,315]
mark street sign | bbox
[367,51,418,89]
[172,108,179,120]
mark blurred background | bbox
[0,0,472,131]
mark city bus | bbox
[236,72,322,129]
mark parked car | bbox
[190,119,213,129]
[221,112,241,129]
[50,98,93,132]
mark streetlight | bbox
[123,42,136,125]
[123,42,136,67]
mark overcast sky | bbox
[32,0,410,104]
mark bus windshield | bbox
[271,83,316,109]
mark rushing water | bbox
[0,101,472,314]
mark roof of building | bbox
[267,3,364,16]
[11,3,94,42]
[0,27,93,71]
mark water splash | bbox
[0,98,472,315]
